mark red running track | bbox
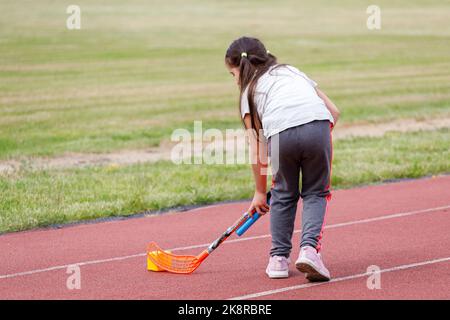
[0,176,449,299]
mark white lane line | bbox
[0,253,146,280]
[0,205,449,280]
[229,256,450,300]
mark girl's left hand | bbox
[248,191,270,215]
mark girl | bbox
[225,37,340,281]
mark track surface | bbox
[0,176,449,299]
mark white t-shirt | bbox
[241,65,334,139]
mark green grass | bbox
[1,0,450,159]
[1,128,449,233]
[0,0,449,232]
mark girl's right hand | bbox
[248,191,270,215]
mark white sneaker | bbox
[266,256,291,279]
[295,246,331,282]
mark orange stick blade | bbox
[146,242,208,274]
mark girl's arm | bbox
[315,88,340,127]
[243,114,270,215]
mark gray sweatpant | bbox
[268,120,332,257]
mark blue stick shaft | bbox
[235,191,271,237]
[236,212,260,236]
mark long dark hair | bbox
[225,37,277,136]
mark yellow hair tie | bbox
[241,52,248,58]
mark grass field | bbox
[1,0,449,233]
